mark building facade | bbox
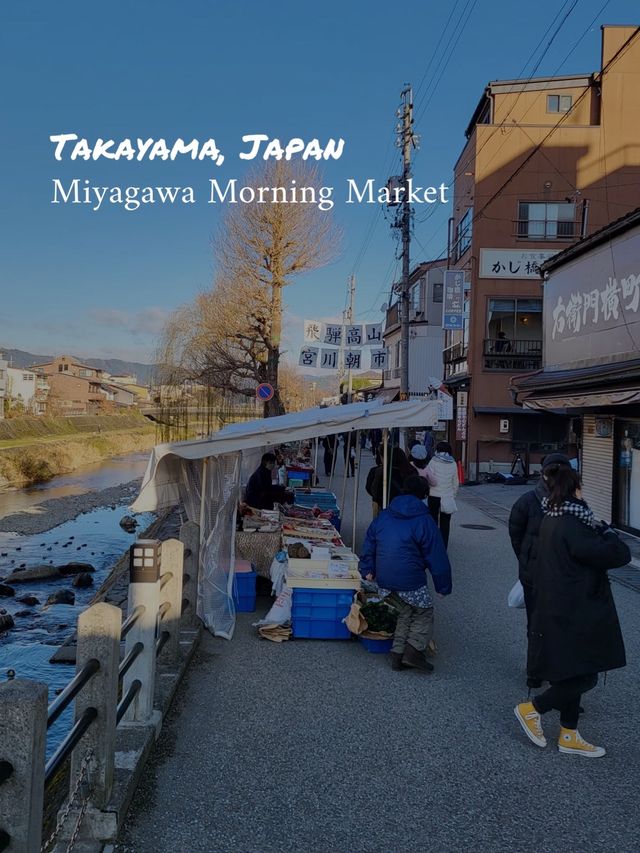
[6,367,37,413]
[444,25,640,478]
[383,261,445,395]
[514,208,640,535]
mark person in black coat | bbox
[245,452,289,510]
[514,466,630,758]
[508,452,571,686]
[321,436,335,477]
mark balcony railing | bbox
[443,341,468,364]
[515,219,579,241]
[483,338,542,371]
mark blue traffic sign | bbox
[256,383,275,401]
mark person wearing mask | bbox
[244,452,290,510]
[426,441,459,548]
[409,445,438,489]
[508,452,571,687]
[359,476,452,672]
[371,447,414,509]
[514,466,630,758]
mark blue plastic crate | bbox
[233,569,257,613]
[291,588,353,639]
[360,636,393,654]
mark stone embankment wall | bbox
[0,414,156,487]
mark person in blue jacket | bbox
[359,476,452,672]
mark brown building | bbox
[31,355,105,380]
[444,25,640,479]
[40,371,105,415]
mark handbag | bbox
[441,495,458,514]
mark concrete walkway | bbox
[116,456,640,853]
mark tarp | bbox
[131,397,440,512]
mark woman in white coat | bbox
[426,441,459,548]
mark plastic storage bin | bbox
[291,588,353,639]
[360,635,393,654]
[233,565,257,613]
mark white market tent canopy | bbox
[130,397,440,639]
[132,397,440,512]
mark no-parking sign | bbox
[256,383,275,401]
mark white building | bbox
[6,367,37,412]
[383,261,445,396]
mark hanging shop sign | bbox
[443,270,465,330]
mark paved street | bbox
[117,456,640,853]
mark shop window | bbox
[517,201,576,239]
[547,94,572,113]
[512,414,569,452]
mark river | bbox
[0,452,156,753]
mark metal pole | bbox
[382,428,389,509]
[351,432,363,550]
[313,436,319,484]
[199,457,208,549]
[328,433,339,492]
[340,431,352,520]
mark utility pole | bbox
[398,85,414,401]
[338,274,356,402]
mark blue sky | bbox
[1,0,637,365]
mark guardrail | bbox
[0,521,200,853]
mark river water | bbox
[0,452,155,753]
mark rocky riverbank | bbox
[0,478,145,535]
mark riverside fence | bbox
[0,521,201,853]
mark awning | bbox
[522,387,640,411]
[132,397,440,512]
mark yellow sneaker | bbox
[558,728,606,758]
[514,701,547,748]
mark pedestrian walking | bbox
[359,476,452,672]
[341,432,356,477]
[508,452,571,687]
[409,445,438,489]
[321,435,335,477]
[514,466,630,758]
[369,428,382,457]
[426,441,459,548]
[365,449,383,518]
[423,427,435,462]
[371,447,414,508]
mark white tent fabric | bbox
[132,397,440,513]
[131,397,440,639]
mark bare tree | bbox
[215,160,340,415]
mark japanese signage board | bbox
[298,346,319,368]
[303,320,324,343]
[479,249,557,279]
[443,270,465,330]
[456,404,467,441]
[437,389,453,420]
[544,226,640,370]
[369,348,388,370]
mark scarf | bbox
[541,497,595,528]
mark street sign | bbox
[256,383,274,401]
[443,270,465,330]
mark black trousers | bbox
[323,451,333,476]
[342,447,355,476]
[532,673,598,729]
[427,496,451,548]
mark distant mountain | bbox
[0,348,157,385]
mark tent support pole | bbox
[351,431,362,550]
[313,437,319,486]
[340,431,352,523]
[328,433,339,491]
[382,429,388,509]
[199,457,208,548]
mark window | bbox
[432,282,443,303]
[547,94,572,113]
[487,298,542,340]
[22,373,34,381]
[410,280,424,314]
[517,201,575,240]
[453,208,473,261]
